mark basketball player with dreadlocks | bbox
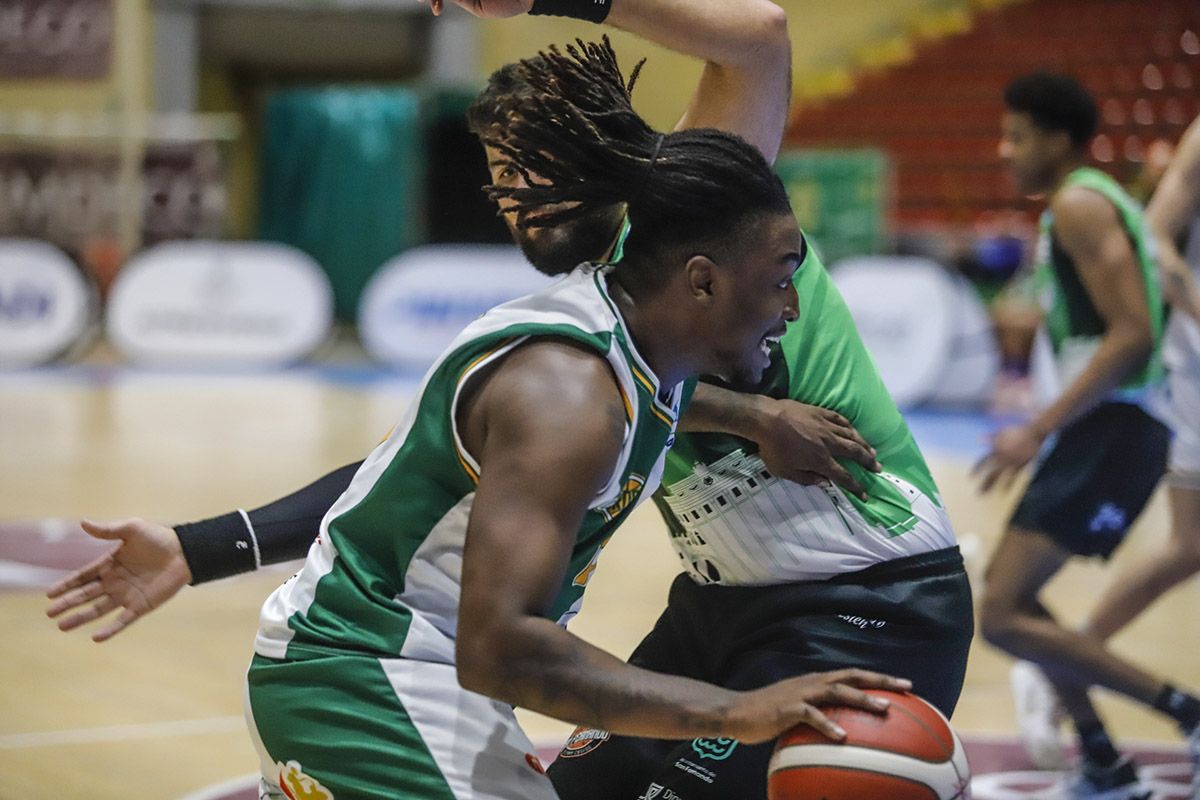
[251,42,910,800]
[48,4,973,799]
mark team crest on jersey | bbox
[600,474,646,521]
[559,726,611,758]
[691,737,738,761]
[276,760,334,800]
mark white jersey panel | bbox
[661,449,956,585]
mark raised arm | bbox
[454,339,907,740]
[444,0,792,161]
[607,0,791,162]
[1147,115,1200,323]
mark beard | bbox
[513,206,625,276]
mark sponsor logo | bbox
[358,245,554,368]
[690,737,738,761]
[524,752,546,775]
[837,613,887,630]
[0,240,91,367]
[672,757,716,784]
[558,726,611,758]
[1088,502,1128,534]
[0,283,52,322]
[276,760,334,800]
[106,241,333,366]
[637,783,684,800]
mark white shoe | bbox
[1010,660,1068,770]
[1061,755,1151,800]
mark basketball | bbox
[768,690,971,800]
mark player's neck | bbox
[606,277,695,387]
[1048,154,1089,195]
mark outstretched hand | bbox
[754,400,881,500]
[973,423,1044,494]
[45,519,192,642]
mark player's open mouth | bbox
[759,333,782,358]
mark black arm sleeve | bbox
[174,461,363,585]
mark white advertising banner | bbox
[359,244,556,368]
[0,239,93,368]
[106,240,334,366]
[831,256,999,408]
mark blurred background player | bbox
[1011,110,1200,794]
[976,71,1200,800]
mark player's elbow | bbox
[456,625,508,697]
[1115,322,1154,366]
[456,615,538,699]
[746,2,790,66]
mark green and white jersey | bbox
[1032,166,1166,404]
[255,265,682,665]
[655,242,955,585]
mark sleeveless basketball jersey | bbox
[1033,166,1166,400]
[654,243,954,585]
[255,266,682,665]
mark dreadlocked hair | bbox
[483,36,792,292]
[467,37,643,139]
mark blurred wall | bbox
[0,1,150,118]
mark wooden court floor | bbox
[1,358,1197,799]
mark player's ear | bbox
[685,255,717,303]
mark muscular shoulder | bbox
[462,338,628,477]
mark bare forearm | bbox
[1033,330,1153,435]
[606,0,787,71]
[459,617,739,739]
[678,382,768,437]
[607,0,790,160]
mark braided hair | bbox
[479,37,793,292]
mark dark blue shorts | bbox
[1009,402,1170,558]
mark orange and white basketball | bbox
[768,690,971,800]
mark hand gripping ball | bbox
[768,690,971,800]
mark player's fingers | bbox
[46,556,110,599]
[93,606,140,643]
[788,704,846,741]
[827,462,867,501]
[46,579,105,617]
[823,683,892,714]
[975,459,1000,493]
[790,471,825,486]
[829,435,879,472]
[56,595,119,632]
[828,668,913,693]
[80,519,130,541]
[1001,466,1019,491]
[820,408,852,427]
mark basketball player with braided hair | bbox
[49,7,971,799]
[240,40,909,800]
